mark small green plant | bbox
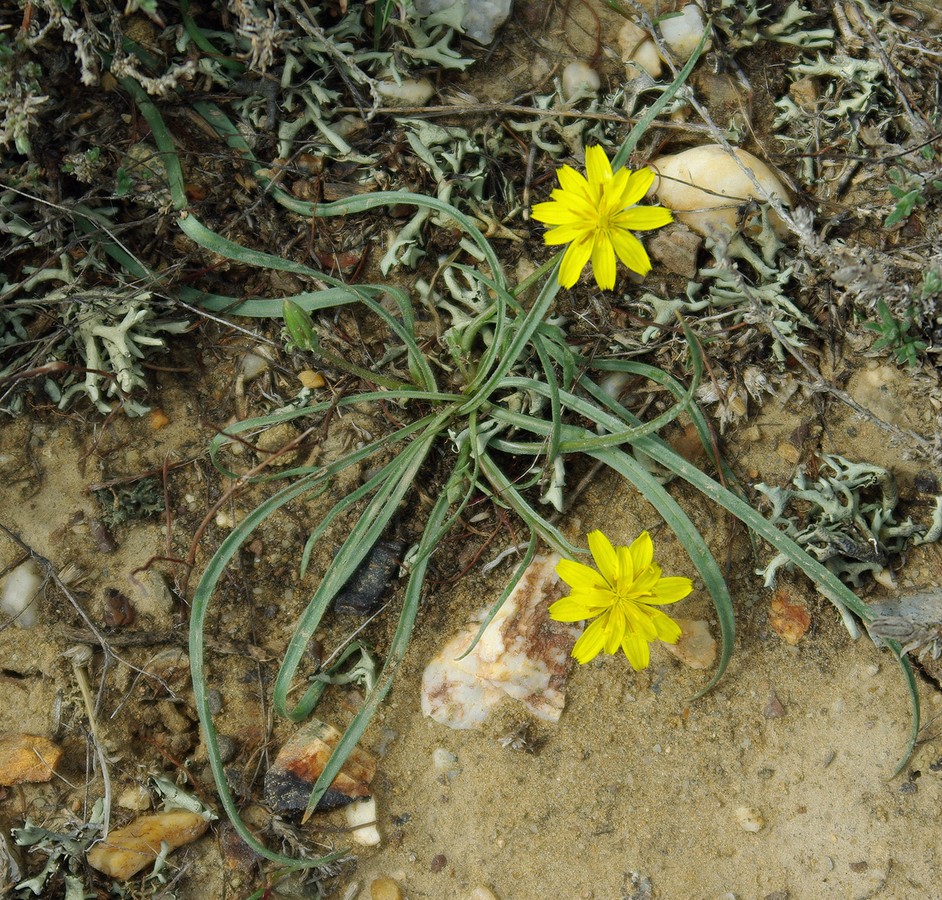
[863,299,927,368]
[884,165,942,228]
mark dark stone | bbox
[334,540,405,616]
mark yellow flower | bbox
[531,145,673,290]
[550,530,692,669]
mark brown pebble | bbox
[299,369,326,389]
[647,224,703,279]
[764,691,786,719]
[87,810,209,880]
[149,409,170,430]
[0,733,63,785]
[775,440,801,465]
[103,589,136,627]
[370,876,403,900]
[430,853,447,873]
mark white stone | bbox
[413,0,512,44]
[648,145,791,238]
[421,554,581,730]
[561,61,601,101]
[376,77,436,108]
[345,797,381,846]
[240,351,270,381]
[735,805,765,833]
[618,21,662,78]
[1,559,42,628]
[659,4,712,61]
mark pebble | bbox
[376,77,435,107]
[413,0,511,44]
[735,805,766,833]
[86,810,209,880]
[299,369,325,389]
[661,618,716,669]
[659,3,712,60]
[430,853,447,872]
[240,351,270,381]
[470,888,500,900]
[1,559,43,628]
[618,20,661,79]
[561,61,600,100]
[0,733,63,785]
[264,718,377,813]
[370,876,402,900]
[764,692,786,719]
[346,797,381,846]
[334,540,405,616]
[647,225,702,278]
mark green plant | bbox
[884,165,942,228]
[97,30,919,878]
[863,299,927,368]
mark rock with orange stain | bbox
[149,408,170,430]
[769,589,811,645]
[264,718,377,814]
[86,811,209,880]
[0,733,63,785]
[662,618,717,669]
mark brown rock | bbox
[264,718,376,814]
[769,588,811,645]
[86,810,209,880]
[661,618,717,669]
[647,225,703,279]
[0,733,63,785]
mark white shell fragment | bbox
[421,554,581,730]
[648,145,791,238]
[1,559,43,628]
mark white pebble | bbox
[561,61,600,100]
[377,77,435,107]
[735,805,765,833]
[432,747,460,775]
[1,559,43,628]
[345,797,381,846]
[470,887,500,900]
[659,4,712,61]
[240,351,270,381]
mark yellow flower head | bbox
[549,530,692,669]
[531,145,673,290]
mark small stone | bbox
[470,888,500,900]
[117,786,152,811]
[769,589,811,645]
[127,569,175,619]
[0,733,63,785]
[661,618,716,669]
[240,351,270,381]
[618,20,661,79]
[1,559,43,628]
[735,805,765,833]
[346,797,381,846]
[776,441,801,464]
[659,3,712,60]
[264,718,377,814]
[299,369,325,389]
[86,810,209,880]
[370,876,402,900]
[334,540,405,616]
[430,853,447,873]
[647,225,702,278]
[149,409,170,430]
[764,692,786,719]
[376,77,435,107]
[742,425,762,443]
[561,61,600,100]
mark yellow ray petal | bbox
[587,530,619,586]
[543,221,594,245]
[649,576,694,604]
[616,545,635,585]
[625,602,658,641]
[609,228,652,276]
[604,605,625,654]
[621,632,650,670]
[557,164,591,200]
[616,205,674,231]
[530,200,583,226]
[591,233,617,290]
[549,596,603,622]
[617,166,656,208]
[648,607,682,643]
[555,558,608,591]
[572,616,609,663]
[629,530,654,572]
[585,145,613,185]
[559,234,593,287]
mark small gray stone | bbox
[647,225,703,278]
